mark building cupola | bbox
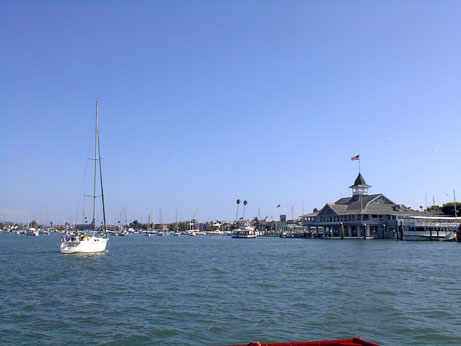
[349,173,371,197]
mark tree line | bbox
[426,202,461,216]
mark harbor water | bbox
[1,233,461,345]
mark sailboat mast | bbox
[98,118,107,233]
[92,101,98,228]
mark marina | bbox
[3,2,461,345]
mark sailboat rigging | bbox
[60,101,109,254]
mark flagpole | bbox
[358,154,361,174]
[357,154,363,222]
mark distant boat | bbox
[60,102,109,254]
[207,223,224,236]
[185,219,204,236]
[232,220,256,239]
[26,228,39,237]
[207,230,223,236]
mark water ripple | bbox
[2,234,461,345]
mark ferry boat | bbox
[403,228,449,241]
[222,337,380,346]
[400,216,459,241]
[232,220,257,239]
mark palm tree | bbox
[243,200,248,219]
[236,199,241,221]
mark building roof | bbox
[316,193,419,216]
[349,173,371,188]
[302,173,450,220]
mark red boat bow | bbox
[221,337,380,346]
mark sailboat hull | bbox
[60,236,108,254]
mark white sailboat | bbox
[60,102,109,254]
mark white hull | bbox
[403,230,448,241]
[232,220,257,238]
[444,232,457,242]
[60,236,108,254]
[207,231,223,236]
[232,230,257,238]
[232,234,256,238]
[185,230,205,236]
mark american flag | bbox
[351,155,360,161]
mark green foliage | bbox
[441,202,461,216]
[426,205,442,212]
[129,220,140,229]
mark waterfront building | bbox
[302,173,459,240]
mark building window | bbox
[363,215,369,220]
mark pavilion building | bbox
[302,173,459,240]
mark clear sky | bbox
[1,1,461,225]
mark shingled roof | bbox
[316,193,417,216]
[349,173,371,188]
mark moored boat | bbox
[60,102,109,254]
[232,220,257,239]
[60,232,108,254]
[403,229,449,241]
[187,229,206,236]
[443,225,461,242]
[26,228,39,237]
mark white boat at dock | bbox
[184,229,206,236]
[403,229,449,241]
[400,216,460,241]
[26,228,39,237]
[232,220,257,239]
[443,226,460,242]
[207,230,224,236]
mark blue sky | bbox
[1,1,461,225]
